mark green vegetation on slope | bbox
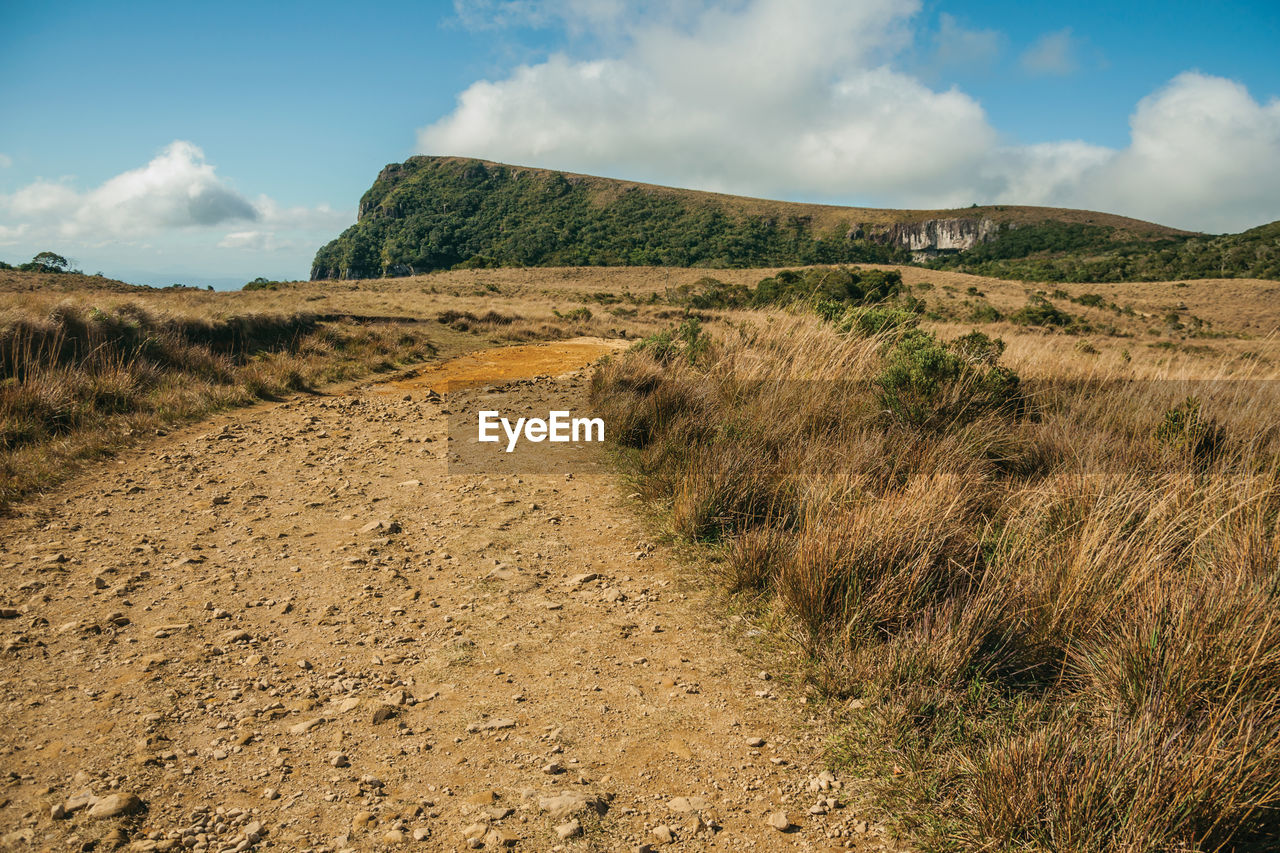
[929,219,1280,282]
[312,156,1278,283]
[311,158,910,278]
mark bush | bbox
[1155,396,1224,468]
[875,329,1021,430]
[1010,294,1079,328]
[836,305,920,337]
[968,301,1003,323]
[753,267,903,308]
[243,277,281,291]
[667,276,752,309]
[633,317,709,365]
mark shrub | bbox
[968,301,1003,323]
[633,318,709,365]
[243,277,281,291]
[753,267,903,308]
[1155,396,1224,468]
[836,306,920,338]
[667,276,753,309]
[1010,294,1078,328]
[875,329,1021,430]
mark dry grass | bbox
[0,298,435,510]
[591,307,1280,851]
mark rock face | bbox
[859,217,999,259]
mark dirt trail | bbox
[0,340,897,852]
[386,339,628,394]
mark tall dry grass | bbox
[590,312,1280,851]
[0,300,434,509]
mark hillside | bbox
[930,217,1280,282]
[311,156,1200,280]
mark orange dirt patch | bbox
[387,336,628,393]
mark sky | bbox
[1,1,1278,288]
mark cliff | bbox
[855,217,1000,259]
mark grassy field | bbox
[589,273,1280,850]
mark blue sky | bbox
[1,0,1277,287]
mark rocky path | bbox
[0,340,898,852]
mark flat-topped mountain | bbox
[311,156,1277,282]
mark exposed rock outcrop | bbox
[856,217,999,259]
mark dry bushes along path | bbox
[0,340,903,852]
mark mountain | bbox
[311,156,1276,282]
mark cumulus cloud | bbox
[425,0,994,206]
[0,140,353,271]
[420,0,1280,232]
[1065,73,1280,232]
[1020,28,1080,76]
[1,141,257,240]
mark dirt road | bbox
[0,339,896,852]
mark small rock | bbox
[412,827,431,842]
[667,796,710,813]
[290,717,324,735]
[352,811,375,829]
[746,736,766,748]
[767,811,791,832]
[88,793,144,819]
[65,788,95,813]
[383,829,405,843]
[651,824,675,844]
[483,828,517,848]
[555,819,582,840]
[538,791,602,821]
[466,718,516,733]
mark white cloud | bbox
[1020,28,1079,76]
[1066,73,1280,232]
[419,1,1280,232]
[0,223,30,246]
[0,153,12,169]
[425,0,993,206]
[1,141,258,240]
[0,141,352,280]
[932,13,1002,72]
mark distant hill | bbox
[927,218,1280,282]
[311,156,1276,282]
